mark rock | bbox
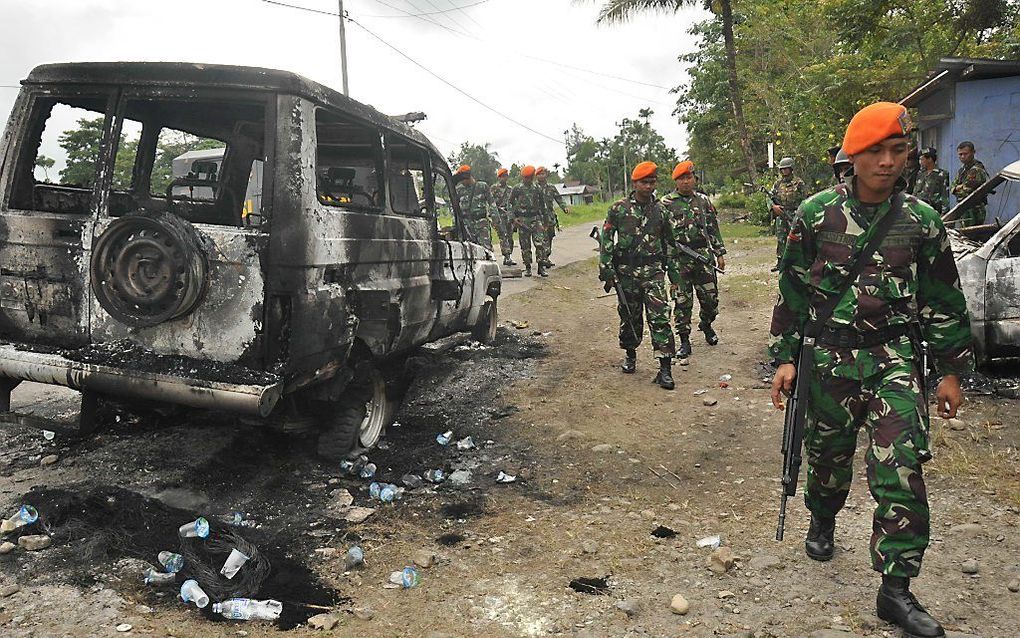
[556,430,584,442]
[808,631,852,638]
[0,585,20,597]
[590,444,613,453]
[342,507,376,524]
[1007,579,1019,593]
[149,488,209,511]
[40,454,59,466]
[306,613,339,630]
[717,590,735,599]
[961,559,979,574]
[748,554,781,571]
[614,599,641,617]
[708,546,736,574]
[0,542,15,555]
[948,523,982,536]
[330,489,354,509]
[412,550,435,569]
[115,624,133,633]
[354,607,374,621]
[581,540,599,555]
[946,418,967,431]
[314,547,339,558]
[670,593,690,615]
[448,469,472,485]
[17,535,51,551]
[703,397,718,407]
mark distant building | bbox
[900,57,1020,222]
[554,182,599,206]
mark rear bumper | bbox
[0,343,282,417]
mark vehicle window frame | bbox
[385,135,430,218]
[4,86,118,216]
[314,107,385,214]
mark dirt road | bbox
[0,229,1017,638]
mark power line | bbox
[362,0,493,17]
[443,0,484,29]
[410,0,473,34]
[369,0,468,35]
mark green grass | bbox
[720,222,769,240]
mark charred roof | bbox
[23,61,442,159]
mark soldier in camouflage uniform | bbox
[509,165,550,277]
[661,161,726,359]
[490,168,517,266]
[912,148,950,215]
[951,141,990,227]
[599,161,676,390]
[770,157,809,271]
[536,167,570,268]
[453,165,495,250]
[770,102,972,638]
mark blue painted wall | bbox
[930,76,1020,222]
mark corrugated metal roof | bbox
[901,57,1020,107]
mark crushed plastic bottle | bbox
[42,430,55,441]
[345,545,364,570]
[380,484,404,503]
[1,505,39,534]
[359,462,377,479]
[339,455,368,476]
[369,481,383,499]
[220,548,250,579]
[179,579,210,608]
[696,535,722,549]
[143,568,176,586]
[401,566,421,588]
[423,469,445,484]
[455,436,476,450]
[436,430,454,446]
[158,551,184,573]
[178,517,210,539]
[212,598,283,621]
[495,471,517,484]
[719,374,733,382]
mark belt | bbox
[816,323,911,349]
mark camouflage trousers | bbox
[671,262,719,335]
[958,203,986,227]
[544,216,557,262]
[493,211,514,257]
[616,270,676,357]
[804,355,931,577]
[516,216,549,267]
[465,217,492,250]
[774,213,793,260]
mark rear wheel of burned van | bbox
[472,297,498,344]
[316,365,398,461]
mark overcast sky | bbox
[0,0,708,170]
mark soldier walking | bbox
[951,141,990,226]
[454,165,495,249]
[598,161,676,390]
[509,165,550,277]
[769,102,973,638]
[490,168,517,266]
[770,157,809,271]
[661,161,726,359]
[536,166,570,268]
[912,148,950,215]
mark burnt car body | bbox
[0,62,500,455]
[945,160,1020,365]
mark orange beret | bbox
[497,168,509,177]
[842,102,912,156]
[455,165,471,175]
[521,165,536,178]
[631,161,657,182]
[672,161,694,180]
[536,166,548,175]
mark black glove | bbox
[603,279,614,293]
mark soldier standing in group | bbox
[951,141,990,226]
[912,148,950,215]
[536,166,570,268]
[661,161,726,359]
[598,161,676,390]
[770,157,809,271]
[509,165,550,277]
[832,148,852,184]
[770,102,973,638]
[490,168,517,266]
[904,146,920,193]
[453,165,495,249]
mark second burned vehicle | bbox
[0,62,500,459]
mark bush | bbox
[746,190,772,227]
[715,191,749,209]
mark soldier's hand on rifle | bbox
[771,204,783,217]
[935,374,963,419]
[716,255,726,272]
[771,363,797,410]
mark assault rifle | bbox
[676,242,724,274]
[776,338,811,541]
[590,226,640,344]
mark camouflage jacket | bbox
[952,160,989,201]
[911,168,950,215]
[771,176,809,214]
[768,181,974,379]
[490,181,512,214]
[509,181,545,217]
[599,192,671,280]
[660,190,725,282]
[455,180,493,220]
[539,182,568,216]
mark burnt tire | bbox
[471,298,498,344]
[90,212,209,327]
[316,366,393,461]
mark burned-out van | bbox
[0,62,500,457]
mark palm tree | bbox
[638,107,654,126]
[586,0,758,181]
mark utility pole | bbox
[338,0,350,95]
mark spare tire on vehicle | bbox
[90,211,210,327]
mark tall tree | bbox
[588,0,758,181]
[448,142,502,183]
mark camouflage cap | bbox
[778,157,795,169]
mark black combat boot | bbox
[702,323,719,346]
[652,357,675,390]
[677,334,692,359]
[537,264,549,277]
[523,265,532,277]
[502,255,514,267]
[876,575,945,638]
[621,349,637,373]
[804,514,835,561]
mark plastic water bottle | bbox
[436,430,453,446]
[369,481,383,499]
[401,566,421,588]
[178,517,210,539]
[158,551,184,573]
[359,463,377,479]
[345,545,364,570]
[143,568,176,585]
[212,598,283,621]
[1,505,39,533]
[424,469,445,484]
[380,484,397,503]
